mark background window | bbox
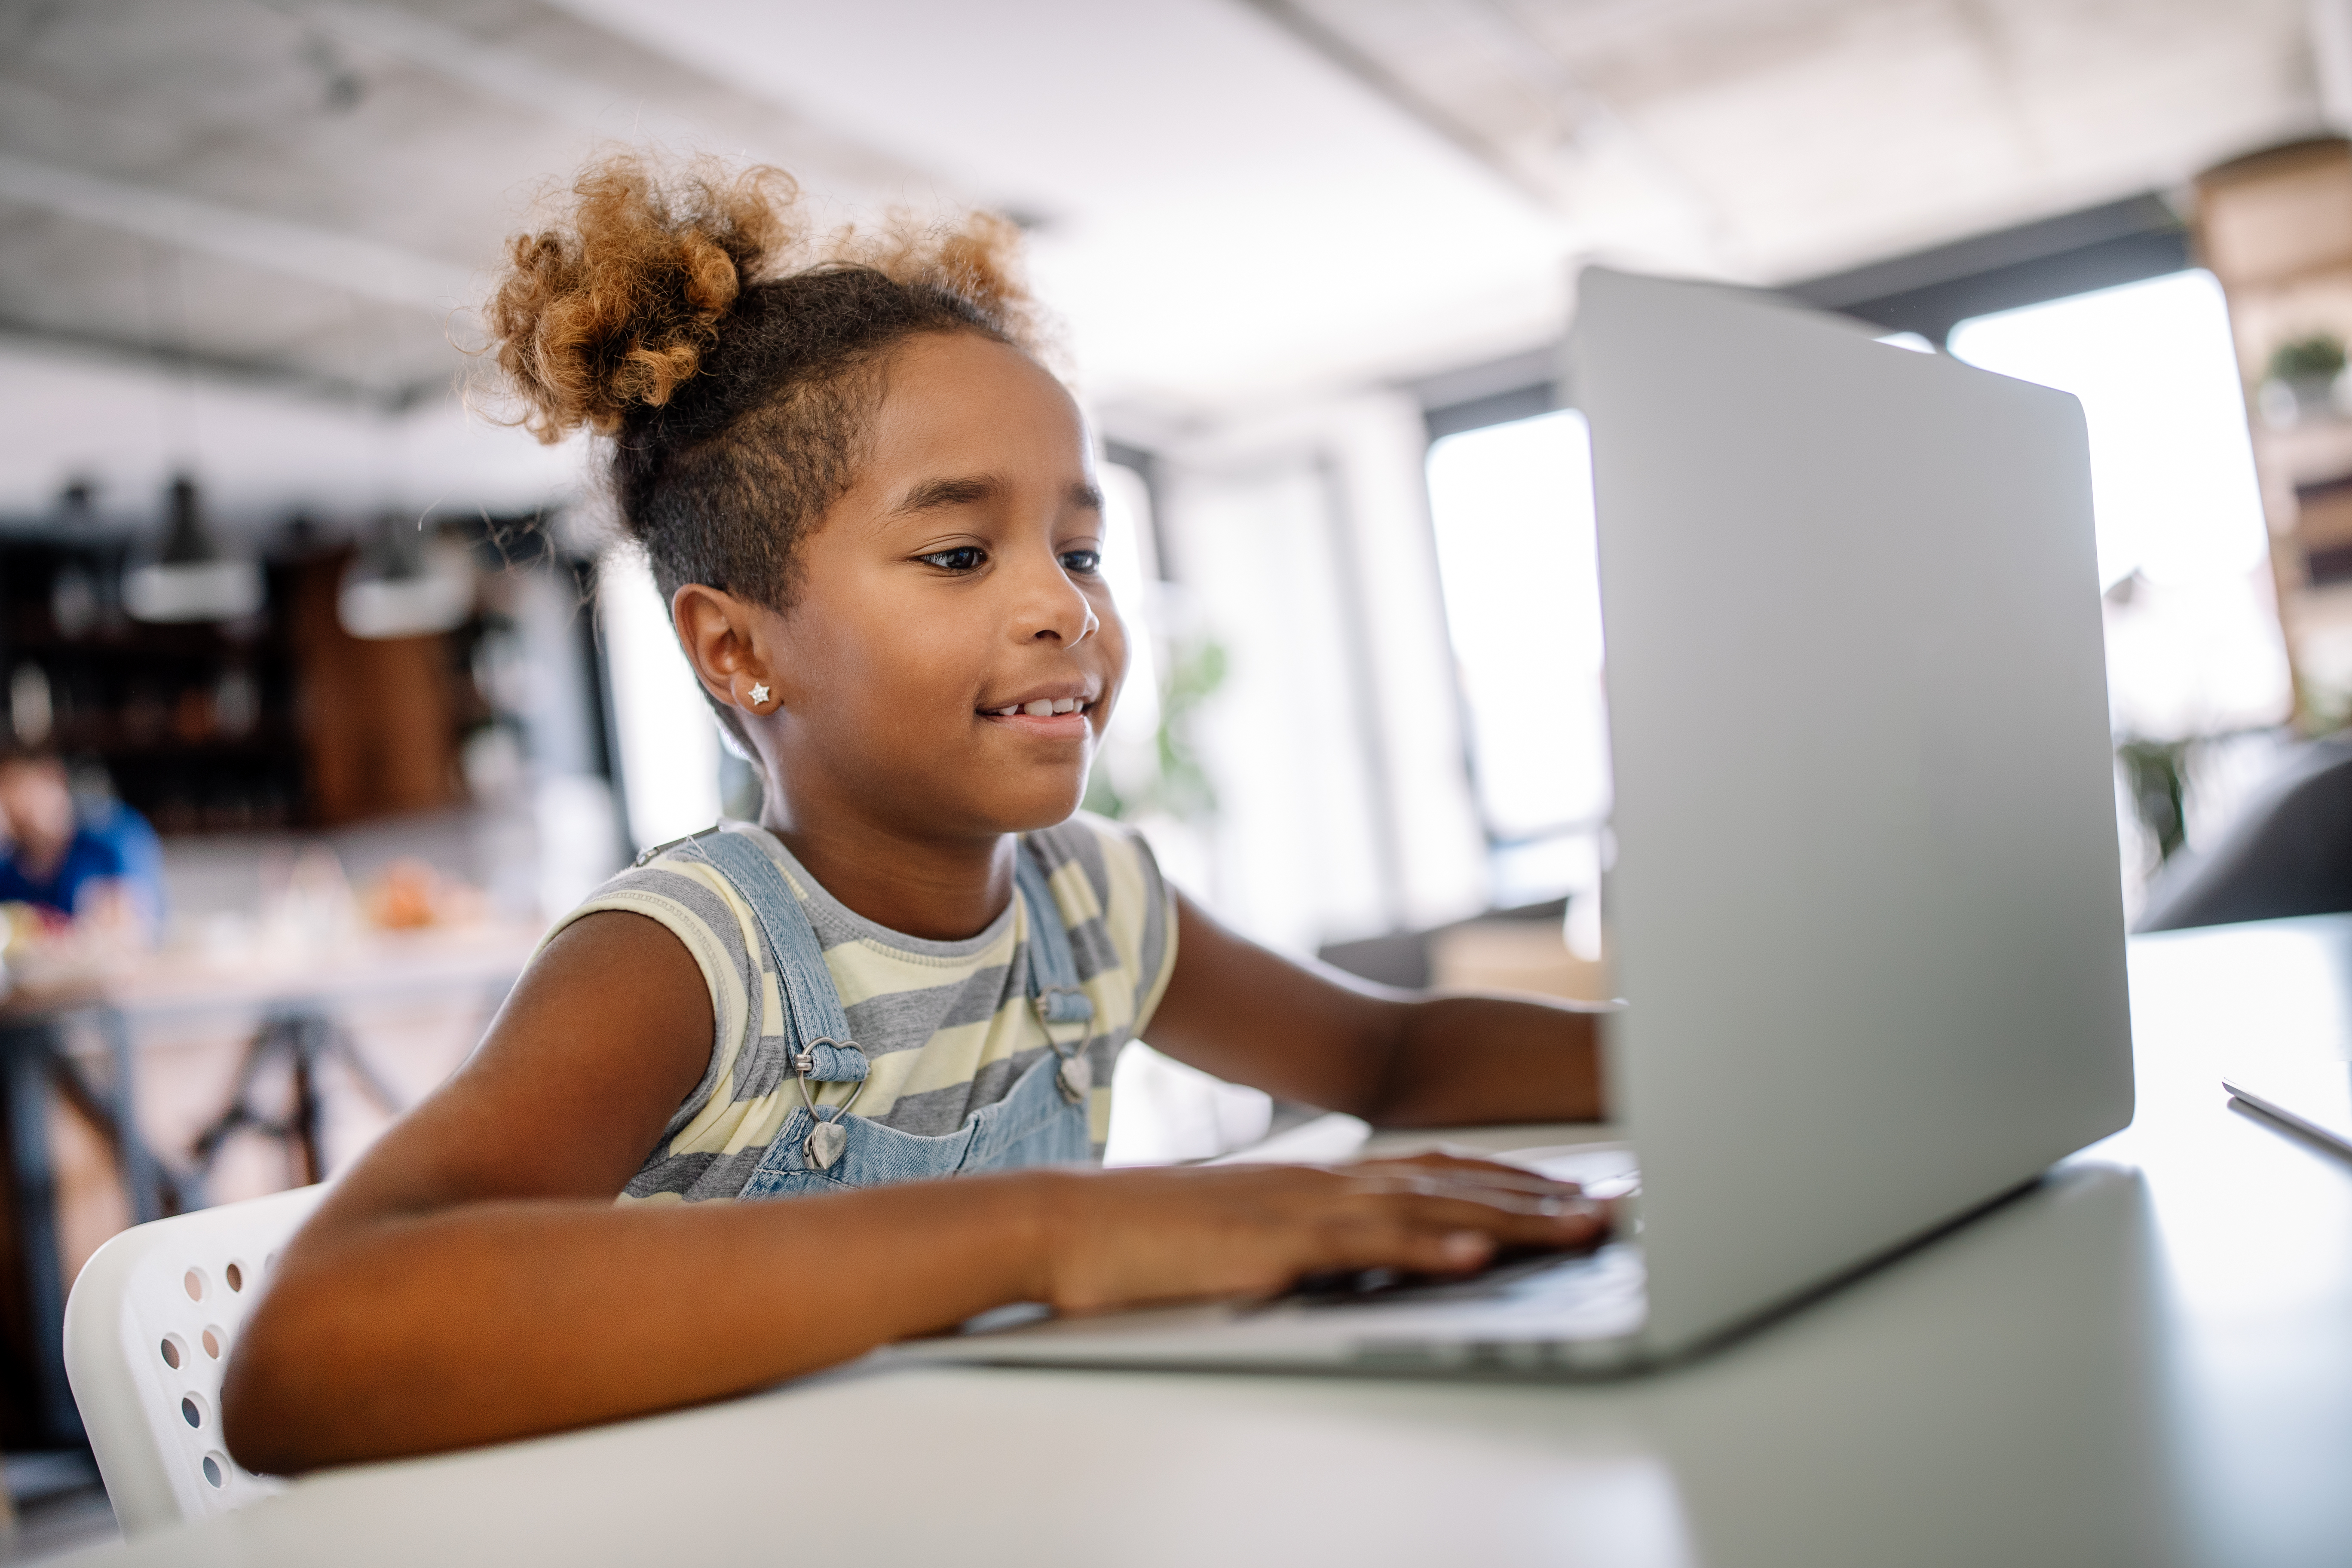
[1425,409,1609,913]
[1948,270,2295,894]
[1948,269,2288,736]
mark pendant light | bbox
[123,475,264,623]
[50,483,100,639]
[337,514,475,640]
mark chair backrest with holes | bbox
[62,1184,328,1535]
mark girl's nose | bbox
[1018,555,1098,648]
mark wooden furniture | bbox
[0,514,304,836]
[280,551,471,827]
[0,517,491,834]
[2196,138,2352,724]
[63,916,2352,1568]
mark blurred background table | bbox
[0,923,541,1449]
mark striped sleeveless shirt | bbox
[545,815,1177,1203]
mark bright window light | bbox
[1948,270,2268,589]
[1425,409,1610,850]
[599,551,722,851]
[1097,463,1162,747]
[1950,270,2291,738]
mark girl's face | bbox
[704,331,1128,840]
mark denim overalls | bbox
[674,828,1098,1198]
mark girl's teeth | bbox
[1024,700,1056,717]
[1051,698,1078,714]
[998,706,1019,717]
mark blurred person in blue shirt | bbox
[0,749,164,934]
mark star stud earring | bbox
[748,683,771,707]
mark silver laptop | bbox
[898,266,2138,1376]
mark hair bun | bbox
[485,156,797,443]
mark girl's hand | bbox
[1028,1154,1611,1314]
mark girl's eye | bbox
[919,546,986,572]
[1060,548,1102,574]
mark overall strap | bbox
[689,830,867,1085]
[1015,839,1097,1105]
[1014,841,1095,1032]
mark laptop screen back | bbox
[1574,267,2135,1355]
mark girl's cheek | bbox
[1096,600,1130,667]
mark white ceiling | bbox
[548,0,1573,418]
[553,0,2326,410]
[0,0,2333,521]
[1292,0,2322,279]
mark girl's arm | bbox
[223,911,1602,1473]
[1142,893,1608,1127]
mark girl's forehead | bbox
[870,336,1091,466]
[887,332,1072,406]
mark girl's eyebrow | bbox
[892,475,995,515]
[887,475,1105,518]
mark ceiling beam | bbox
[1785,192,2191,342]
[279,0,658,134]
[0,151,474,314]
[1228,0,1559,211]
[0,317,447,414]
[269,0,934,202]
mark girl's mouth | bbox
[979,696,1094,735]
[987,697,1087,718]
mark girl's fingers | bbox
[1315,1197,1607,1276]
[1039,1165,1614,1313]
[1385,1228,1496,1274]
[1345,1155,1583,1200]
[1373,1189,1611,1249]
[1375,1177,1582,1213]
[1280,1214,1495,1279]
[1339,1171,1588,1217]
[1227,1155,1579,1204]
[1356,1151,1566,1181]
[1254,1164,1608,1245]
[1294,1191,1610,1277]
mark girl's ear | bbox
[671,584,780,713]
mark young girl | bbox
[222,158,1610,1473]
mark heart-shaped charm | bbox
[1056,1054,1092,1104]
[805,1117,848,1170]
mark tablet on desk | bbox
[2224,1062,2352,1158]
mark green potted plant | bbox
[2260,332,2347,427]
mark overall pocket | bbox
[958,1050,1090,1174]
[738,1107,980,1199]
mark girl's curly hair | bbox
[484,154,1043,622]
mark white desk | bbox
[66,918,2352,1568]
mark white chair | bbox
[63,1184,328,1536]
